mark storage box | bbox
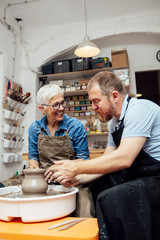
[42,64,53,75]
[92,57,109,69]
[71,58,92,71]
[111,50,129,68]
[53,59,71,73]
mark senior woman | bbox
[28,84,94,217]
[28,84,89,169]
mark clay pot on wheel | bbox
[21,169,48,197]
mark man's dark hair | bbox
[87,71,127,97]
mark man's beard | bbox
[97,113,112,123]
[96,102,114,123]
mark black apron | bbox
[90,97,160,240]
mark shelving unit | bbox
[64,89,96,118]
[39,66,129,81]
[2,98,26,163]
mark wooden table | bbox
[0,217,99,240]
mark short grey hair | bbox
[37,84,63,105]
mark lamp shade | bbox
[74,35,100,58]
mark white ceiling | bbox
[0,0,160,29]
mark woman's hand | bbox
[58,177,81,188]
[28,159,39,169]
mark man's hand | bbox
[44,160,79,184]
[28,159,39,169]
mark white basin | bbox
[0,185,78,222]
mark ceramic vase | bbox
[21,169,48,197]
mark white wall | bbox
[0,3,160,180]
[0,16,37,180]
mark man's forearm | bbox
[77,173,103,184]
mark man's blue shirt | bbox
[108,95,160,161]
[28,114,89,162]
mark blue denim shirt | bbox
[28,114,89,162]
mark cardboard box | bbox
[111,50,129,68]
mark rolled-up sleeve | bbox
[71,119,89,160]
[28,122,40,162]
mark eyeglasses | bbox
[42,100,67,110]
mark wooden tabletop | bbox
[0,217,99,240]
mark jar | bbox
[75,101,80,105]
[70,84,76,91]
[75,106,81,111]
[66,84,71,92]
[80,101,85,105]
[81,106,87,110]
[80,112,85,116]
[69,112,74,117]
[85,111,91,116]
[21,169,48,197]
[69,100,74,105]
[72,96,78,101]
[74,82,79,89]
[86,100,91,104]
[82,83,87,90]
[74,112,79,117]
[87,105,92,110]
[70,107,75,111]
[76,84,81,90]
[79,95,84,100]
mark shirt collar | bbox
[119,94,129,121]
[57,115,67,131]
[41,115,67,133]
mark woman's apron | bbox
[90,97,160,240]
[38,128,95,218]
[37,129,75,169]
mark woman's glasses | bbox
[42,100,67,110]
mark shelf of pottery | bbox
[2,79,31,163]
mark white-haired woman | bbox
[28,84,94,218]
[28,84,89,169]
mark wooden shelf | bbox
[87,132,108,136]
[65,110,93,113]
[67,104,91,107]
[39,66,129,81]
[74,115,97,119]
[64,90,88,96]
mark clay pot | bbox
[21,169,48,197]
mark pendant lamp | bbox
[74,0,100,58]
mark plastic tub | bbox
[0,185,78,222]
